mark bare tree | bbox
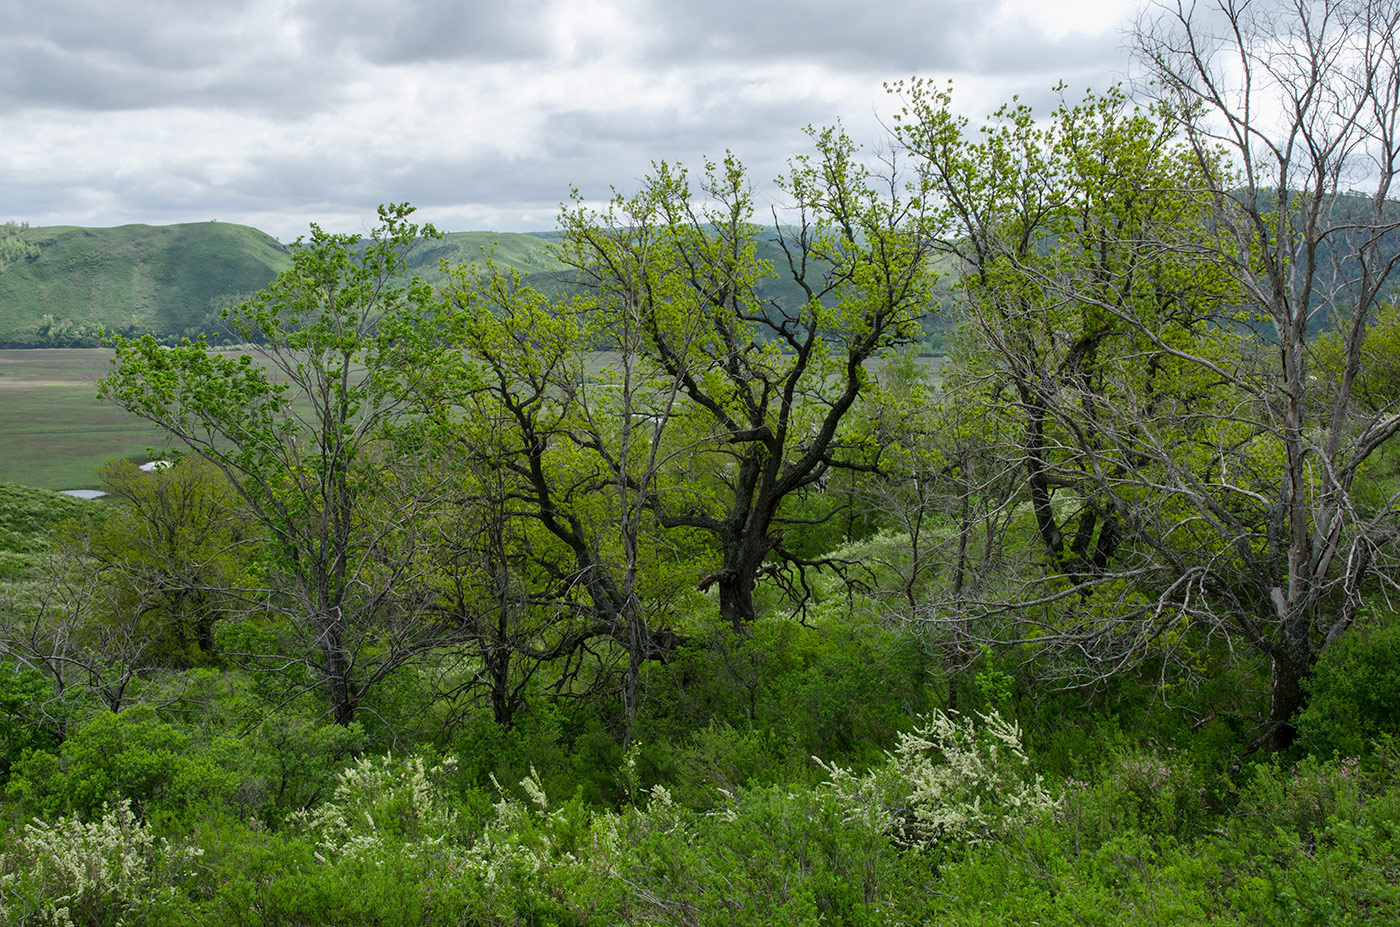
[1126,0,1400,748]
[0,530,166,717]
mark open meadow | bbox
[0,347,946,492]
[0,348,173,490]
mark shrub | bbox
[0,667,60,784]
[0,800,200,926]
[292,752,461,864]
[1297,611,1400,758]
[7,705,244,820]
[818,709,1058,853]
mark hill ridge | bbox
[0,221,563,346]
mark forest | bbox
[3,1,1400,923]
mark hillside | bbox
[406,230,564,285]
[0,220,962,349]
[0,223,566,346]
[0,481,93,579]
[0,222,291,346]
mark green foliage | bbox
[1312,300,1400,412]
[7,48,1400,927]
[657,721,795,807]
[64,458,247,666]
[98,204,460,726]
[1298,610,1400,758]
[0,668,60,782]
[7,705,245,820]
[293,752,461,861]
[0,221,38,273]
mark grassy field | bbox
[1,346,948,492]
[0,349,179,490]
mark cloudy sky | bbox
[1,0,1144,241]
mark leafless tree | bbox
[1124,0,1400,748]
[0,530,166,717]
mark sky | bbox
[0,0,1145,241]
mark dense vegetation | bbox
[4,1,1400,923]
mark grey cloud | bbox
[0,0,261,71]
[0,0,353,115]
[0,0,1143,238]
[291,0,553,64]
[632,0,985,71]
[0,38,352,114]
[630,0,1126,77]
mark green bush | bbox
[7,705,245,820]
[0,668,60,784]
[1298,611,1400,758]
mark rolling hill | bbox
[0,222,292,346]
[0,223,565,346]
[0,220,960,349]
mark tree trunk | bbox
[322,624,358,726]
[717,571,757,632]
[1266,651,1309,752]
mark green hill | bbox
[0,223,566,346]
[0,221,964,349]
[0,222,291,346]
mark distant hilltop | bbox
[0,221,563,347]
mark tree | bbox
[90,458,246,661]
[894,1,1400,750]
[433,249,698,737]
[0,527,166,716]
[99,204,462,726]
[0,220,37,271]
[894,81,1233,586]
[1123,0,1400,748]
[553,142,940,629]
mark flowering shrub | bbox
[464,768,622,886]
[292,752,460,864]
[818,709,1057,851]
[0,800,200,926]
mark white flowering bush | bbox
[464,768,623,889]
[0,800,200,926]
[292,752,460,864]
[818,709,1058,852]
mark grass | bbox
[0,346,362,491]
[0,480,94,578]
[1,345,948,493]
[0,349,181,490]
